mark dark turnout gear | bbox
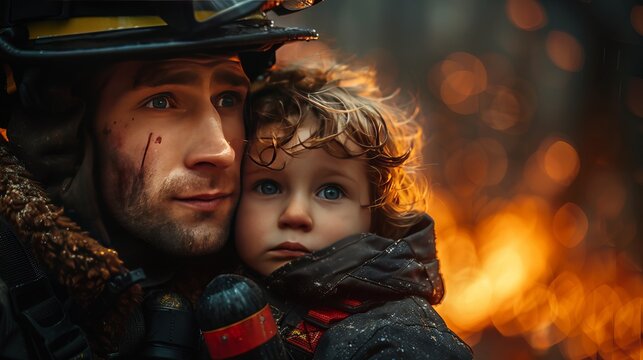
[261,215,473,359]
[0,1,321,358]
[0,138,145,358]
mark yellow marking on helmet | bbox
[194,10,218,23]
[243,12,267,21]
[193,9,266,22]
[3,64,16,95]
[27,16,168,40]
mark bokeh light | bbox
[433,52,488,115]
[506,0,547,31]
[444,138,508,195]
[481,85,523,130]
[552,203,588,248]
[587,172,627,219]
[523,139,578,195]
[543,139,580,186]
[631,5,643,36]
[546,31,585,72]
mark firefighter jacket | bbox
[259,214,474,360]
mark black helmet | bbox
[0,0,320,78]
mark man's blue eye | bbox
[317,185,343,200]
[214,92,240,108]
[145,96,170,109]
[255,180,280,195]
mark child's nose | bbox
[278,195,313,232]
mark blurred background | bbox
[276,0,642,359]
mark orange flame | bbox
[432,149,642,359]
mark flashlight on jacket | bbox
[196,274,286,359]
[139,290,199,359]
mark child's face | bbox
[235,123,372,276]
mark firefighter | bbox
[0,1,320,358]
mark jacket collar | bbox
[263,214,444,306]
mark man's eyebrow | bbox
[133,66,200,87]
[212,69,250,89]
[132,63,249,89]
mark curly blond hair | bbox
[248,62,428,239]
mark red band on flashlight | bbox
[202,304,278,359]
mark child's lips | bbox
[269,241,311,258]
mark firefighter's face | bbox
[93,56,248,256]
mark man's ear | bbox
[60,132,111,246]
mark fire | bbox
[425,48,640,360]
[432,188,641,359]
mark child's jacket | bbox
[260,215,474,359]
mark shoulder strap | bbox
[0,216,92,360]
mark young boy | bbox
[235,63,473,359]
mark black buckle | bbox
[105,268,146,297]
[10,277,92,360]
[87,268,146,321]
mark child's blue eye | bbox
[317,185,344,200]
[145,95,171,109]
[255,180,280,195]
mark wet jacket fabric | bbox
[260,215,474,360]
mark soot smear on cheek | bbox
[140,132,153,171]
[101,120,124,147]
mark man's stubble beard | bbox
[107,156,234,257]
[123,196,232,257]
